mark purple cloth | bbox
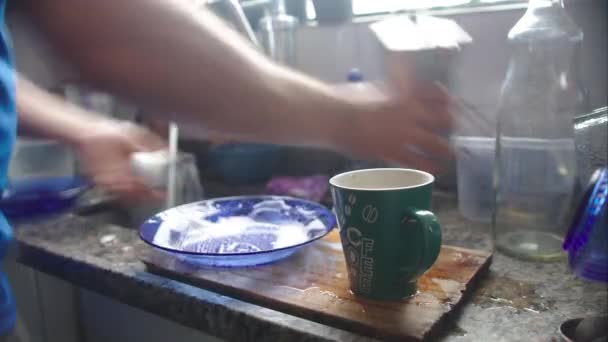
[265,175,329,202]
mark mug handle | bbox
[403,208,442,272]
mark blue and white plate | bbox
[139,196,336,267]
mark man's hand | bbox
[75,121,166,201]
[332,82,454,173]
[17,76,167,201]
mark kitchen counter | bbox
[11,194,607,342]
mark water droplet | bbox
[303,286,321,294]
[100,234,117,245]
[319,290,340,300]
[473,275,552,312]
[523,307,540,314]
[451,325,467,337]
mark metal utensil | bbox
[258,0,299,66]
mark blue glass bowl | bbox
[563,167,608,283]
[0,177,90,219]
[139,196,336,267]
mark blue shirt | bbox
[0,0,18,335]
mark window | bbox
[305,0,525,20]
[354,0,525,15]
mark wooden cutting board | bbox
[141,230,491,341]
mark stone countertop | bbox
[11,194,608,342]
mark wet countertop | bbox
[11,193,608,341]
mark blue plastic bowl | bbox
[207,143,282,185]
[0,177,90,219]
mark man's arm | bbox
[16,75,108,145]
[22,0,352,147]
[16,76,166,199]
[23,0,452,170]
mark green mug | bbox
[330,168,442,300]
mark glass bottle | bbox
[493,0,587,261]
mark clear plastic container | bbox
[454,136,494,223]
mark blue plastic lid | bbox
[347,68,363,82]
